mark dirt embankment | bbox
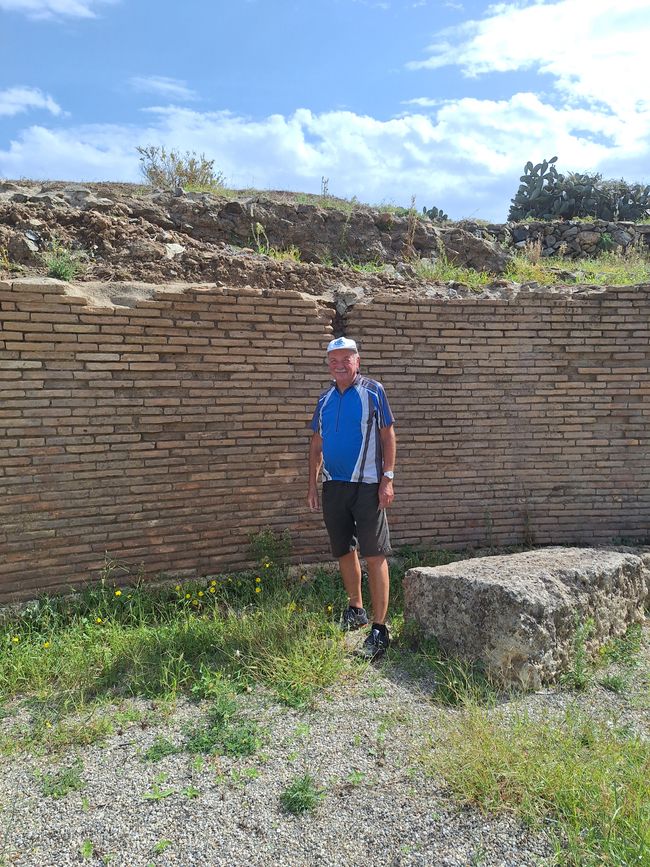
[0,181,517,298]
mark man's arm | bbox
[378,424,396,509]
[307,431,323,512]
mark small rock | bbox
[164,243,186,259]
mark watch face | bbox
[384,471,394,480]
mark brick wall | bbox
[1,278,649,603]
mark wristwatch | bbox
[383,470,394,480]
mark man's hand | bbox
[378,477,394,509]
[307,486,320,512]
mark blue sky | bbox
[1,0,648,221]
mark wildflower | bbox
[287,601,297,614]
[209,587,216,594]
[210,580,217,587]
[327,605,333,613]
[234,649,241,658]
[198,591,204,597]
[11,636,19,644]
[185,593,191,600]
[264,562,271,569]
[127,594,132,599]
[96,617,103,624]
[43,641,51,649]
[255,587,261,594]
[300,574,307,583]
[192,599,199,607]
[255,576,261,584]
[175,584,182,592]
[114,589,122,597]
[45,721,53,729]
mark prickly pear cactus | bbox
[422,205,449,222]
[508,158,650,222]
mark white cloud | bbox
[407,0,649,115]
[4,98,644,221]
[0,0,116,19]
[0,86,63,117]
[402,97,442,107]
[130,76,199,102]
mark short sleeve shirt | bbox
[310,375,395,483]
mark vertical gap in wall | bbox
[331,297,355,338]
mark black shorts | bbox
[322,481,391,559]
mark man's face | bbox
[327,349,360,389]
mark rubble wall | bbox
[1,277,649,602]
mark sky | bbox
[1,0,648,221]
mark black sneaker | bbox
[340,605,369,632]
[357,626,390,660]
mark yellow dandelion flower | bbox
[11,636,19,644]
[175,584,182,592]
[45,721,53,729]
[198,591,204,597]
[96,617,102,624]
[114,589,122,597]
[264,562,271,569]
[191,599,199,607]
[210,580,217,587]
[255,576,261,584]
[327,605,333,613]
[255,587,261,594]
[185,593,191,600]
[43,641,51,649]
[300,575,307,582]
[209,587,216,593]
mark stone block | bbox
[403,547,648,690]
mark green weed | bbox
[280,774,325,814]
[43,240,82,281]
[560,618,595,691]
[599,672,630,694]
[142,736,180,763]
[389,626,496,706]
[413,254,492,289]
[152,839,172,855]
[39,759,85,798]
[143,772,175,801]
[79,840,94,860]
[185,694,262,757]
[600,623,643,667]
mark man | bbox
[307,336,396,659]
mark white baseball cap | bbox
[326,337,358,353]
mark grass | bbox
[0,557,353,722]
[43,240,82,281]
[280,773,325,814]
[423,704,650,866]
[408,245,649,288]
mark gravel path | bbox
[1,629,647,867]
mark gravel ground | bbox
[1,629,648,867]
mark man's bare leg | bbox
[365,555,389,624]
[339,550,363,608]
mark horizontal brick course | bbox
[1,279,649,602]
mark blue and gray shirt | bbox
[310,375,395,484]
